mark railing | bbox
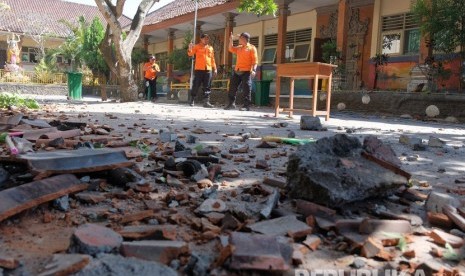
[170,79,230,92]
[0,69,102,86]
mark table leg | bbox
[326,74,333,121]
[289,78,294,118]
[274,76,281,117]
[312,74,319,117]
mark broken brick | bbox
[38,254,90,276]
[302,235,321,251]
[0,256,19,269]
[120,210,154,224]
[429,229,464,248]
[117,225,177,240]
[70,224,123,256]
[427,212,453,228]
[296,199,336,218]
[229,232,291,271]
[359,219,412,236]
[121,240,189,265]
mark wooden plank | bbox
[0,174,87,222]
[19,149,134,177]
[361,151,411,179]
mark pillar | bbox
[276,0,293,64]
[336,0,349,58]
[223,12,236,70]
[167,28,176,80]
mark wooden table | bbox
[274,62,337,121]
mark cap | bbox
[200,33,209,39]
[240,32,250,41]
[149,55,156,60]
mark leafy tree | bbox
[238,0,277,16]
[94,0,278,102]
[59,16,88,71]
[412,0,465,91]
[83,17,109,79]
[168,30,192,71]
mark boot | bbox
[189,99,194,107]
[224,103,236,110]
[203,94,213,108]
[203,101,214,108]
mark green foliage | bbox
[321,40,339,63]
[412,0,465,56]
[59,16,88,71]
[443,243,461,261]
[132,48,149,67]
[0,93,39,109]
[168,30,193,71]
[34,57,58,83]
[237,0,277,16]
[371,53,389,68]
[83,17,108,76]
[382,232,407,252]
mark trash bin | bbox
[254,80,272,106]
[67,72,83,100]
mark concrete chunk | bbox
[70,224,123,256]
[229,232,291,271]
[38,254,90,276]
[248,215,311,236]
[121,240,188,265]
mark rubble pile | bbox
[0,105,464,275]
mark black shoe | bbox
[189,100,194,107]
[224,104,236,110]
[240,106,250,111]
[203,102,214,108]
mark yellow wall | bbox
[380,0,411,15]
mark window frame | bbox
[291,42,311,62]
[380,13,420,56]
[261,46,277,64]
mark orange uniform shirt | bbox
[229,43,258,71]
[144,62,160,80]
[188,44,216,71]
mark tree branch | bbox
[124,0,157,52]
[94,0,122,34]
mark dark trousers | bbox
[191,70,213,101]
[145,77,157,100]
[228,71,252,107]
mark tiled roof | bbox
[0,0,132,38]
[144,0,231,25]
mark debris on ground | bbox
[0,102,464,275]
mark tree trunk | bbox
[118,61,138,102]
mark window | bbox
[21,47,38,63]
[292,43,311,61]
[262,47,277,64]
[261,28,312,63]
[381,13,419,55]
[155,52,168,72]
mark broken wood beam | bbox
[443,204,465,232]
[0,174,87,222]
[361,151,411,179]
[263,177,287,189]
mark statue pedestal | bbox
[407,65,428,92]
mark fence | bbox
[0,69,102,86]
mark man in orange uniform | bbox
[187,33,217,107]
[225,32,258,111]
[143,55,160,102]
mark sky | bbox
[64,0,175,18]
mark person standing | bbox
[225,32,258,111]
[143,55,160,102]
[187,33,217,107]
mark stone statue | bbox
[5,33,20,72]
